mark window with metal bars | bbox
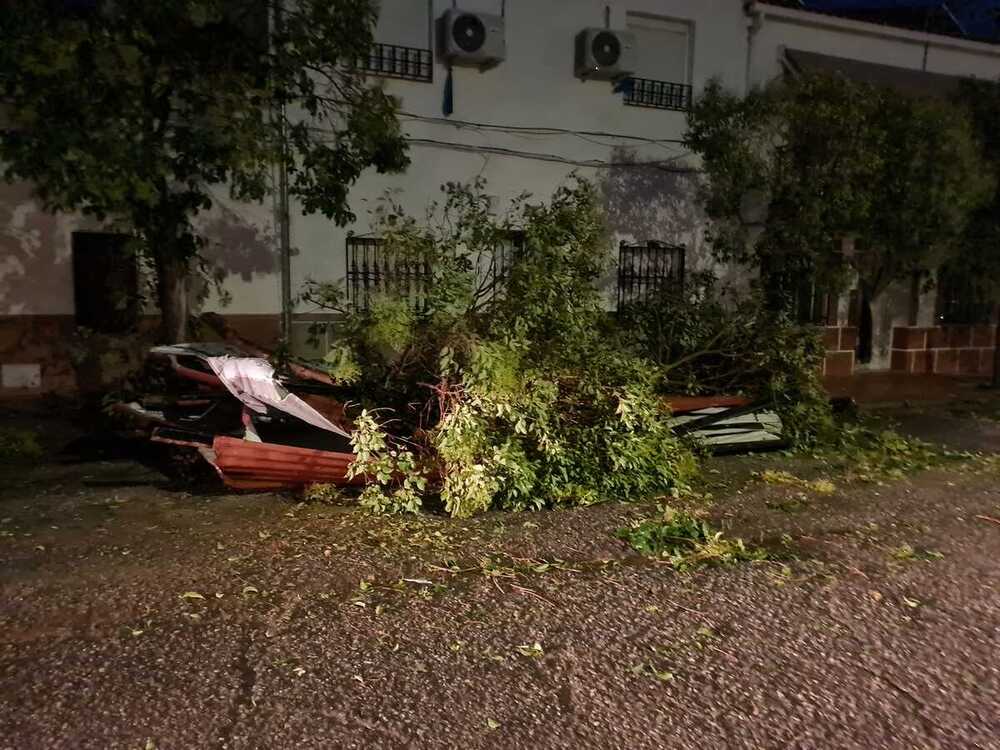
[345,231,525,313]
[345,236,433,313]
[760,256,835,325]
[358,43,433,82]
[620,77,692,111]
[616,241,686,311]
[936,264,995,325]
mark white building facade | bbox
[2,0,999,395]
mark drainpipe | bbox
[273,0,293,345]
[277,129,292,343]
[744,1,763,95]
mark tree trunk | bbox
[154,250,189,344]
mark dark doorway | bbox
[71,232,139,333]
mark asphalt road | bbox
[1,413,999,749]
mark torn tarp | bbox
[205,356,351,439]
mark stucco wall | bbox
[0,181,279,318]
[1,0,748,323]
[749,3,1000,88]
[4,0,1000,380]
[288,0,748,315]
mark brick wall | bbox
[821,325,857,377]
[890,325,996,376]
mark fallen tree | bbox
[300,179,839,516]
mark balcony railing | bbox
[620,77,692,112]
[358,43,433,83]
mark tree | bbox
[0,0,408,341]
[685,74,991,313]
[953,78,1000,386]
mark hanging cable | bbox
[403,137,699,172]
[397,110,687,145]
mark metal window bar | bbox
[616,241,686,311]
[345,236,433,313]
[492,230,525,285]
[794,278,834,325]
[346,232,525,312]
[621,77,692,112]
[758,253,835,325]
[937,273,994,325]
[358,43,433,82]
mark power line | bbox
[397,111,688,147]
[403,137,700,172]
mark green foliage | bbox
[617,508,768,570]
[321,343,362,385]
[619,272,835,447]
[949,79,1000,306]
[0,428,44,463]
[0,0,408,340]
[302,482,346,504]
[304,179,697,517]
[347,410,427,515]
[686,74,992,299]
[832,423,947,482]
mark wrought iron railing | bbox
[621,77,692,111]
[358,43,433,82]
[345,231,525,313]
[616,241,686,311]
[345,236,433,312]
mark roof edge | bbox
[747,1,1000,58]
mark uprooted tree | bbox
[0,0,408,342]
[301,179,841,517]
[684,73,992,314]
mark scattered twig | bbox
[510,584,556,606]
[975,514,1000,526]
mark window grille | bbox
[620,77,692,111]
[616,241,686,311]
[358,43,433,82]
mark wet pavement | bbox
[1,406,999,749]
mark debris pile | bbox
[112,338,360,490]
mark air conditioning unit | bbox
[575,28,636,81]
[440,9,506,69]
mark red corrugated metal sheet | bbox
[210,436,363,488]
[664,395,751,414]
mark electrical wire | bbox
[403,136,700,172]
[397,110,688,146]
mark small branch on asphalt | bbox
[974,514,1000,526]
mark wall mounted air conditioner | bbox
[440,8,506,69]
[575,28,636,81]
